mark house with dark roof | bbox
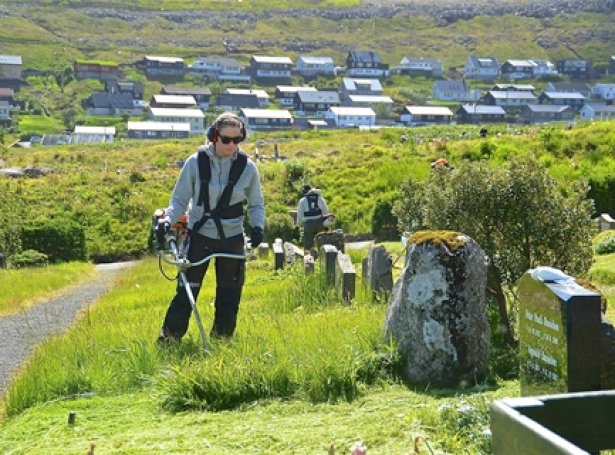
[162,85,212,109]
[556,59,591,79]
[239,108,294,131]
[249,56,293,85]
[520,105,574,124]
[294,56,335,78]
[346,51,389,78]
[294,91,341,117]
[456,104,507,124]
[214,93,260,112]
[500,60,535,79]
[538,91,585,111]
[464,56,500,80]
[83,92,143,116]
[393,56,443,77]
[491,83,535,92]
[106,80,144,100]
[74,61,119,81]
[225,88,270,107]
[139,56,185,79]
[432,80,481,102]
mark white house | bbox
[294,56,335,77]
[432,80,481,102]
[530,60,558,78]
[340,78,383,96]
[189,57,250,82]
[346,94,394,112]
[225,88,270,107]
[274,86,317,106]
[591,84,615,101]
[484,90,538,107]
[149,107,205,134]
[393,56,443,77]
[239,108,294,130]
[400,106,454,126]
[328,106,376,128]
[579,103,615,121]
[464,56,500,80]
[72,126,115,144]
[127,121,190,139]
[150,94,197,109]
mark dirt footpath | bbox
[0,262,135,394]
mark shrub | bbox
[10,249,49,268]
[264,212,297,244]
[21,218,86,263]
[371,192,400,241]
[595,236,615,255]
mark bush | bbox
[10,249,49,268]
[595,236,615,255]
[371,192,400,241]
[264,212,298,244]
[21,218,86,263]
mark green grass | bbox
[0,262,95,316]
[0,255,519,453]
[18,115,65,135]
[0,381,519,454]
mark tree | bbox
[393,156,596,345]
[0,180,23,259]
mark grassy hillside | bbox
[1,3,614,72]
[2,120,615,261]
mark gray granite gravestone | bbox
[517,267,602,396]
[320,244,338,285]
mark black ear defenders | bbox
[206,113,247,144]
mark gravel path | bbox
[0,262,136,394]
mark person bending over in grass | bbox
[157,112,265,343]
[296,184,332,254]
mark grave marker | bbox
[518,268,602,396]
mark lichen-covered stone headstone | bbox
[384,230,490,387]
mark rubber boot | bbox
[210,286,242,338]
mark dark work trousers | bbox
[302,218,325,250]
[161,232,245,339]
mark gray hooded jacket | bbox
[165,143,265,239]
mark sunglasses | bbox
[219,135,243,144]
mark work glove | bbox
[155,218,171,250]
[250,226,264,248]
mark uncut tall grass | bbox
[4,257,398,416]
